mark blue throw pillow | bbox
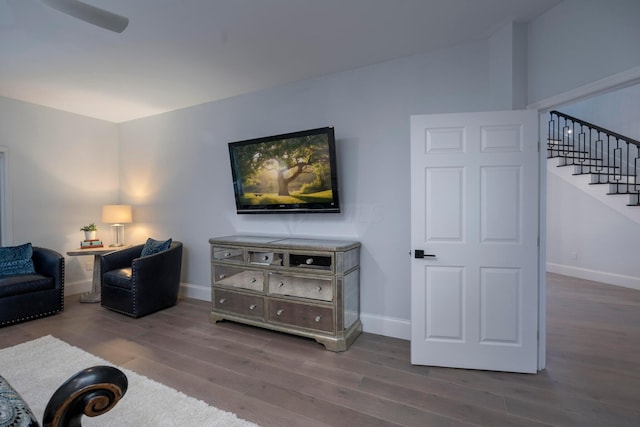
[141,237,172,257]
[0,243,36,277]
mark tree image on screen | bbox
[234,134,333,206]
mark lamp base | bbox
[109,224,126,247]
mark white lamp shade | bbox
[102,205,132,224]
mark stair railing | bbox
[548,110,640,205]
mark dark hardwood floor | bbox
[1,273,639,426]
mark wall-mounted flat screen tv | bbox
[228,127,340,214]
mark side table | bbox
[66,246,130,303]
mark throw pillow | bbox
[0,243,36,277]
[141,237,172,257]
[0,375,38,427]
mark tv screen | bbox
[228,127,340,214]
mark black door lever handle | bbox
[414,250,436,259]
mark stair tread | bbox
[547,149,590,154]
[557,156,603,160]
[586,171,629,175]
[588,181,638,185]
[586,177,638,182]
[571,167,615,171]
[556,163,620,171]
[573,173,621,176]
[607,191,640,195]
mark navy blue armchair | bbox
[100,241,183,318]
[0,246,64,327]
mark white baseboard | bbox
[360,313,410,340]
[547,262,640,291]
[64,280,91,296]
[179,283,411,340]
[180,282,211,301]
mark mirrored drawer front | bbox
[268,300,334,332]
[213,266,263,291]
[214,289,264,318]
[268,273,333,302]
[212,246,244,264]
[288,253,332,271]
[248,250,284,267]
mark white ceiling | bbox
[0,0,561,123]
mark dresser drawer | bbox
[211,246,244,264]
[268,272,333,302]
[248,250,284,267]
[268,300,334,333]
[214,289,264,318]
[288,252,333,272]
[212,266,263,291]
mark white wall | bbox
[546,84,640,289]
[1,0,637,337]
[115,0,640,337]
[560,84,640,141]
[490,22,527,109]
[118,39,498,338]
[528,0,640,104]
[0,97,119,293]
[530,0,640,289]
[546,170,640,289]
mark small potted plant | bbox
[80,223,98,240]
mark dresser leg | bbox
[209,313,225,323]
[315,337,346,352]
[315,320,363,351]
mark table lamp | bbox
[102,204,132,247]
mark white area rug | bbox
[0,335,259,426]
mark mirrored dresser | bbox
[209,235,361,351]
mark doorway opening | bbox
[532,68,640,370]
[0,148,12,246]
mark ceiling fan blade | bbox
[41,0,129,33]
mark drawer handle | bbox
[316,286,322,292]
[305,258,314,265]
[315,315,322,322]
[218,274,226,279]
[249,304,257,310]
[276,309,284,316]
[277,282,284,288]
[250,277,257,283]
[262,255,269,261]
[219,298,227,304]
[224,252,231,257]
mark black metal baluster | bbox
[548,110,640,206]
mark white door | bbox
[410,110,539,373]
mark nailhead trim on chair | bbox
[131,263,137,316]
[0,308,63,326]
[61,262,65,311]
[0,263,65,327]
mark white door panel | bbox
[411,110,539,373]
[425,167,464,242]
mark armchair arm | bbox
[42,365,128,427]
[32,247,64,290]
[100,244,144,273]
